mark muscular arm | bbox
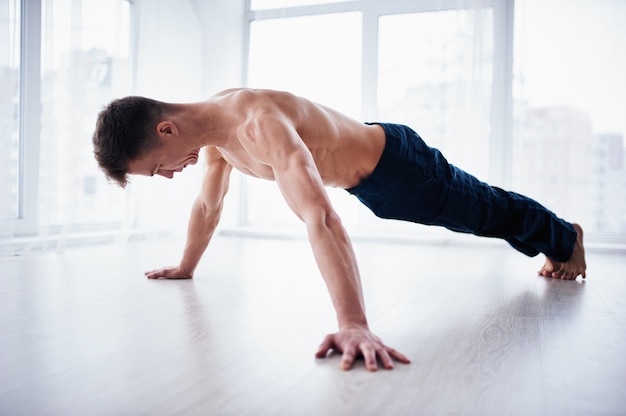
[145,148,232,279]
[272,139,368,328]
[244,114,410,370]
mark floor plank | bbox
[1,235,625,415]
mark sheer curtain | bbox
[378,8,493,180]
[513,0,626,239]
[244,3,497,239]
[245,11,363,232]
[245,0,626,243]
[0,0,133,252]
[37,0,131,236]
[371,7,494,237]
[0,0,207,254]
[0,0,21,240]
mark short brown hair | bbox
[92,96,169,187]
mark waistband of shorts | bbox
[346,122,408,194]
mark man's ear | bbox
[156,121,178,139]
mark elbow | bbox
[323,209,343,230]
[197,198,223,223]
[306,206,344,233]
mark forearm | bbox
[306,213,368,328]
[179,197,222,276]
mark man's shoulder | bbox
[213,87,246,97]
[213,88,298,106]
[212,87,265,101]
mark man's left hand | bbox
[144,266,192,279]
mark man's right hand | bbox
[315,324,411,371]
[145,266,193,280]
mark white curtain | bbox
[245,5,496,238]
[512,0,626,236]
[0,0,208,254]
[0,0,21,242]
[245,0,626,241]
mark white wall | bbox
[129,0,245,234]
[134,0,204,101]
[194,0,246,95]
[135,0,247,99]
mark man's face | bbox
[128,144,199,179]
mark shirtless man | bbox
[92,88,587,371]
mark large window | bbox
[513,0,626,237]
[245,0,625,242]
[1,0,133,242]
[244,0,510,237]
[378,8,494,181]
[39,0,131,228]
[245,10,362,230]
[248,12,361,115]
[0,0,21,224]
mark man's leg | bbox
[432,164,587,279]
[347,123,586,279]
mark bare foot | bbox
[538,223,587,280]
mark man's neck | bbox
[184,101,236,147]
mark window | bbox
[248,12,362,118]
[250,0,342,11]
[1,0,133,244]
[246,11,362,229]
[244,0,509,237]
[378,8,494,181]
[38,0,131,227]
[0,0,21,222]
[513,0,626,236]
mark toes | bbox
[562,272,576,280]
[538,268,556,278]
[538,267,553,277]
[539,258,586,281]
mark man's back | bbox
[208,89,385,189]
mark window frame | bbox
[12,0,41,235]
[243,0,515,219]
[7,0,135,237]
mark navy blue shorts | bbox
[346,123,577,262]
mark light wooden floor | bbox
[1,234,626,416]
